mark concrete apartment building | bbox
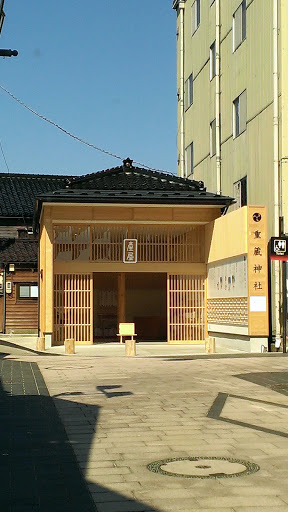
[172,0,288,232]
[173,0,288,346]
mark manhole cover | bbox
[147,456,260,479]
[43,366,93,370]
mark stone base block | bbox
[36,337,45,351]
[125,339,136,357]
[65,339,75,354]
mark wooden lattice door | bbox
[54,274,93,344]
[167,274,205,343]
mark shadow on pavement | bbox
[236,370,288,395]
[0,338,60,357]
[208,369,288,440]
[163,353,288,361]
[0,358,159,512]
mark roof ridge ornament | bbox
[123,158,133,169]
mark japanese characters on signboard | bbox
[207,255,248,299]
[247,207,269,335]
[123,239,137,264]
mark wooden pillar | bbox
[39,223,45,338]
[45,214,54,336]
[117,273,126,328]
[39,208,54,343]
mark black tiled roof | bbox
[0,161,234,226]
[37,160,233,209]
[0,173,73,219]
[66,161,205,192]
[0,238,38,264]
[48,188,231,205]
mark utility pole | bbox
[0,0,18,57]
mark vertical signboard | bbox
[247,207,269,335]
[123,239,137,264]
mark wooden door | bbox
[54,273,93,344]
[167,274,205,343]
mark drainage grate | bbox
[147,456,260,479]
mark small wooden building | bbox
[35,159,234,346]
[0,237,38,333]
[0,172,74,334]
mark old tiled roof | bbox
[0,161,234,225]
[67,161,205,191]
[0,238,38,264]
[0,173,73,219]
[36,160,233,209]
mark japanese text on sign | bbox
[248,208,268,319]
[123,239,137,263]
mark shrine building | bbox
[35,159,269,352]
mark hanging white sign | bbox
[123,239,137,263]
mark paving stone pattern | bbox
[35,354,288,512]
[0,359,97,512]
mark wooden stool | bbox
[117,323,137,344]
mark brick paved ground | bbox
[2,349,288,512]
[38,354,288,512]
[0,359,97,512]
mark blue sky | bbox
[0,1,177,176]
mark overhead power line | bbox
[0,137,30,229]
[0,84,174,174]
[0,138,10,173]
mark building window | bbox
[185,73,193,110]
[233,90,247,137]
[18,283,38,299]
[191,0,200,35]
[233,176,247,208]
[210,41,216,80]
[185,142,194,176]
[210,119,216,157]
[233,1,246,51]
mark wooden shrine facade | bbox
[35,160,235,347]
[39,203,221,346]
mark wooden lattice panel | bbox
[91,225,125,262]
[54,225,205,263]
[54,226,90,262]
[130,225,204,262]
[207,297,248,326]
[168,274,205,342]
[54,274,93,344]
